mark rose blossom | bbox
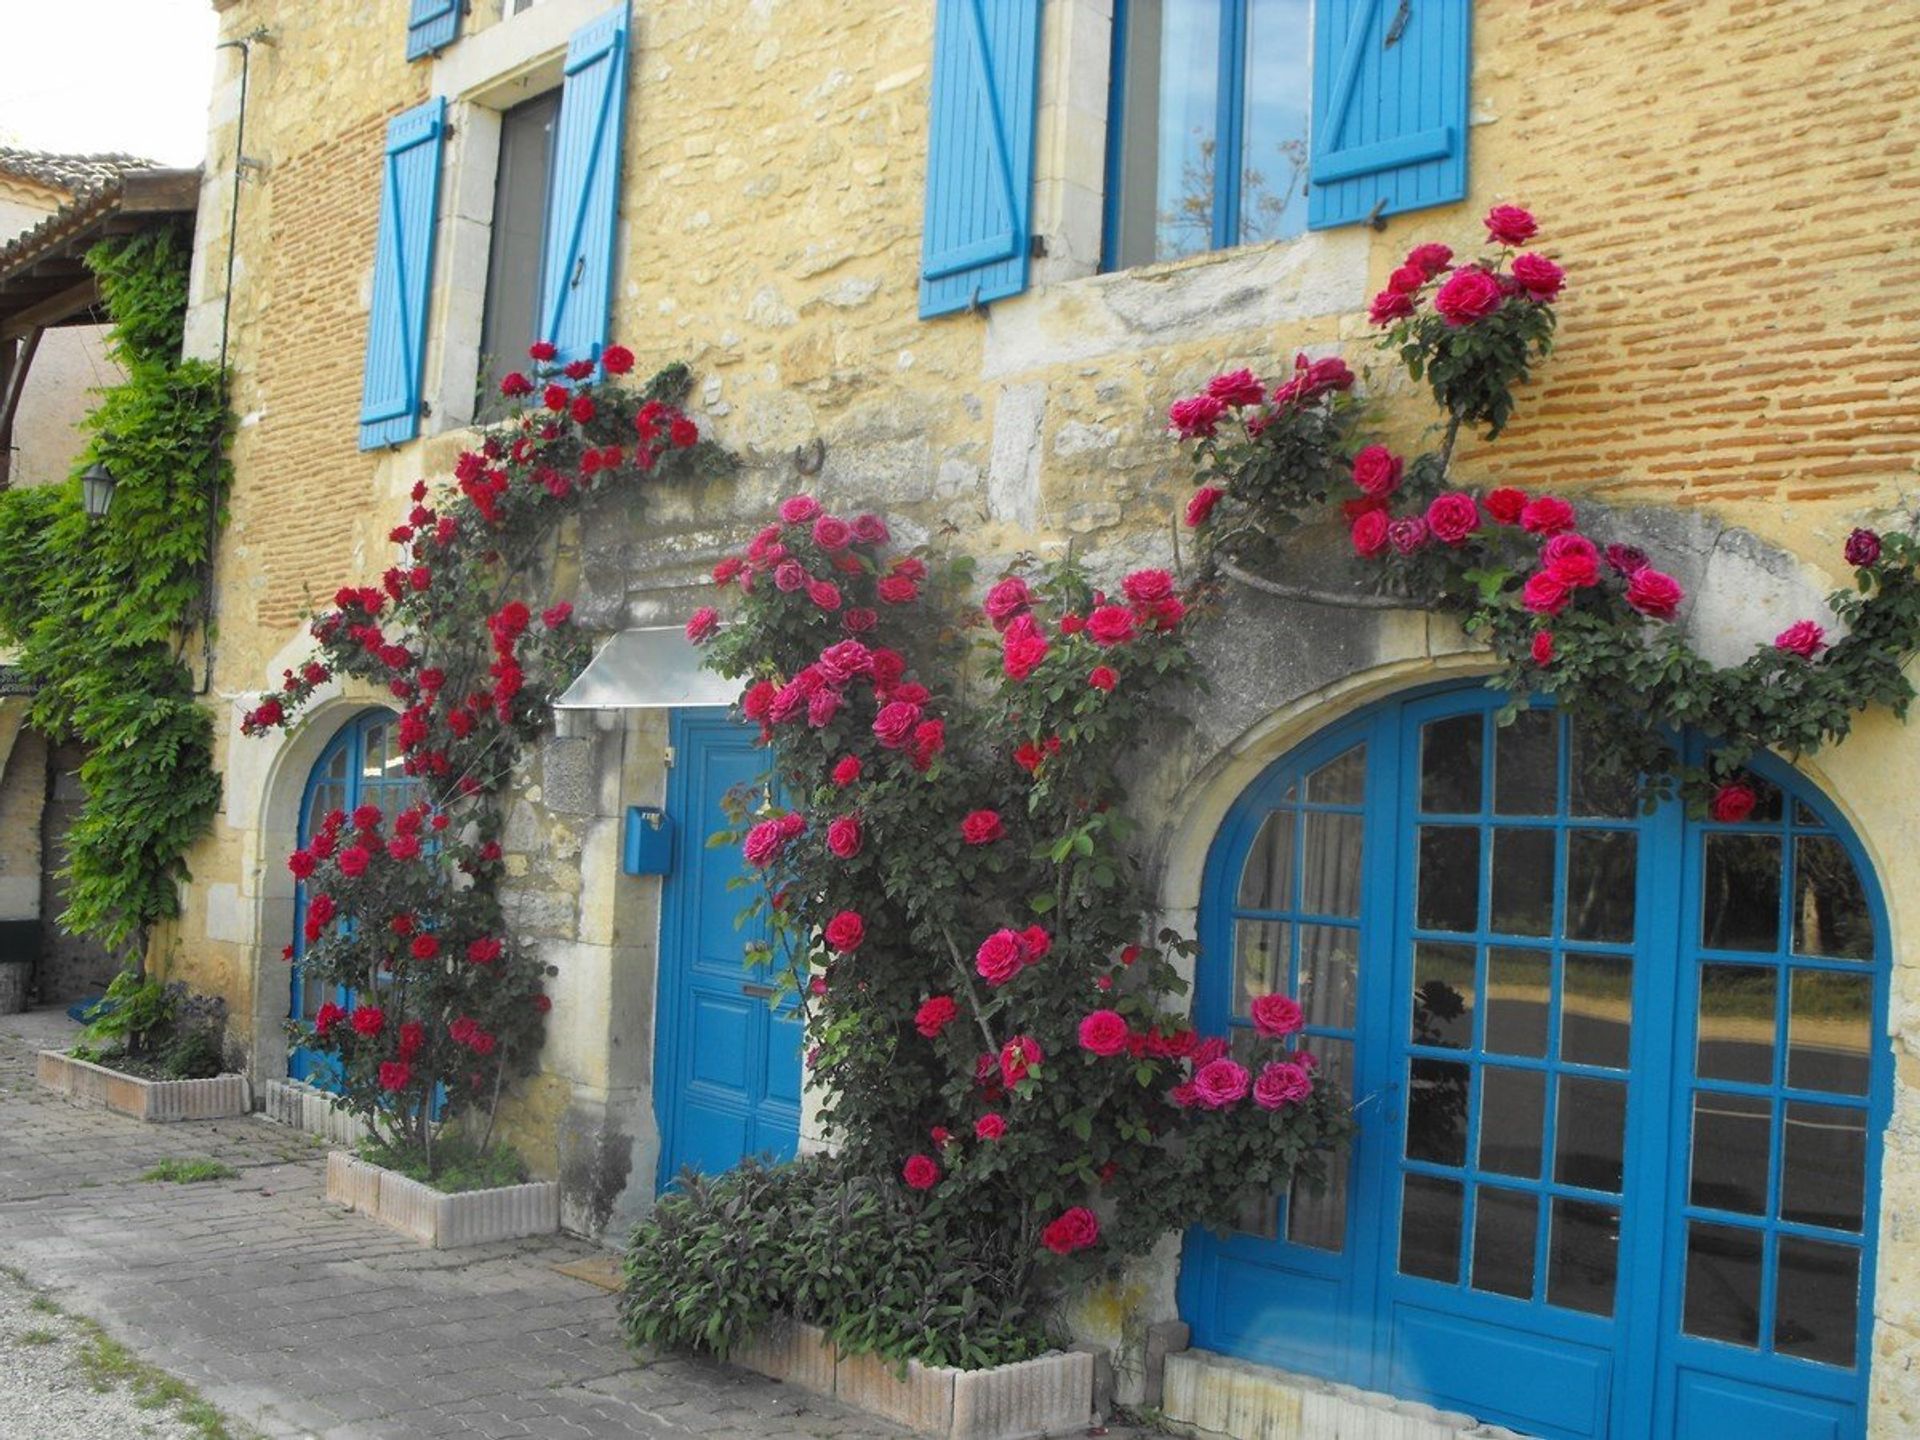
[902,1154,941,1191]
[1605,543,1649,576]
[779,494,821,524]
[975,1113,1007,1141]
[824,910,866,952]
[1250,993,1304,1037]
[1542,533,1600,587]
[827,815,862,859]
[812,515,852,550]
[1775,620,1826,658]
[961,809,1004,845]
[1253,1061,1314,1110]
[351,1006,385,1037]
[1388,516,1429,556]
[1206,369,1265,407]
[1625,568,1685,621]
[1123,568,1175,605]
[685,607,720,644]
[1042,1206,1100,1255]
[1512,252,1565,300]
[1351,509,1390,558]
[872,700,923,749]
[1522,570,1573,616]
[1186,486,1224,527]
[1087,604,1136,647]
[774,560,808,592]
[1426,493,1481,546]
[1089,666,1118,692]
[976,929,1028,987]
[1078,1009,1131,1057]
[999,1034,1043,1086]
[1192,1057,1252,1109]
[1002,614,1050,680]
[914,996,958,1039]
[806,688,842,728]
[1485,487,1528,525]
[1532,631,1555,665]
[1433,267,1505,325]
[1711,782,1758,823]
[1485,204,1539,245]
[1407,242,1454,277]
[816,639,874,685]
[851,513,890,544]
[1168,394,1227,439]
[1386,262,1427,294]
[743,819,789,867]
[1350,444,1403,499]
[1520,496,1576,535]
[1845,528,1881,567]
[984,576,1034,627]
[1369,288,1416,325]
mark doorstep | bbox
[35,1049,251,1122]
[1161,1349,1531,1440]
[731,1316,1093,1439]
[324,1151,560,1249]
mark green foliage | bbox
[621,1156,1056,1369]
[138,1158,237,1184]
[78,972,228,1075]
[0,223,230,958]
[78,971,176,1057]
[359,1136,527,1194]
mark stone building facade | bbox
[165,1,1920,1436]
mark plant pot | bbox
[324,1151,559,1249]
[35,1049,250,1122]
[729,1318,1094,1440]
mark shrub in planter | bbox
[74,972,229,1080]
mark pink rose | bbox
[1512,252,1565,300]
[1520,496,1576,535]
[1351,509,1390,558]
[827,815,862,859]
[808,580,842,611]
[1369,288,1417,326]
[1249,993,1304,1038]
[774,560,808,592]
[742,819,788,867]
[832,756,862,787]
[1192,1057,1251,1109]
[1407,242,1453,277]
[1541,533,1600,587]
[1485,204,1539,245]
[685,607,720,643]
[1206,369,1265,407]
[1387,262,1427,295]
[1253,1060,1314,1110]
[1088,666,1118,692]
[1626,568,1685,621]
[824,910,866,952]
[1168,394,1227,439]
[779,494,821,524]
[975,1113,1007,1141]
[1605,544,1649,576]
[816,640,873,686]
[1522,570,1572,616]
[976,929,1028,987]
[806,687,842,728]
[1002,614,1050,680]
[812,515,853,550]
[1433,267,1505,326]
[1775,620,1826,658]
[1426,492,1481,546]
[1122,568,1175,605]
[1388,516,1429,556]
[1350,445,1403,499]
[1087,604,1136,647]
[1186,486,1224,527]
[1078,1009,1130,1057]
[872,700,922,749]
[984,576,1034,627]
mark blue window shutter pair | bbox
[406,0,461,61]
[539,4,631,369]
[359,98,447,451]
[1308,0,1472,231]
[919,0,1043,319]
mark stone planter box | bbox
[731,1315,1093,1439]
[324,1151,559,1249]
[35,1049,250,1122]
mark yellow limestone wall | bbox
[167,0,1920,1424]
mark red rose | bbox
[1433,267,1505,326]
[397,1021,425,1059]
[1625,568,1685,621]
[902,1154,941,1191]
[601,344,634,374]
[389,912,415,936]
[1087,604,1136,647]
[569,394,596,425]
[1088,666,1118,692]
[914,995,958,1039]
[1369,288,1416,325]
[313,1001,344,1036]
[1605,544,1649,577]
[824,910,866,952]
[877,575,919,605]
[685,607,720,644]
[1532,631,1555,666]
[1407,242,1453,277]
[1542,533,1600,587]
[1775,620,1826,658]
[976,929,1027,987]
[827,814,862,859]
[975,1113,1006,1141]
[1002,615,1050,681]
[1711,782,1757,824]
[1250,993,1304,1037]
[1206,368,1265,408]
[1386,262,1427,295]
[1041,1207,1100,1256]
[338,846,371,878]
[1485,487,1528,525]
[542,602,573,629]
[1167,394,1227,439]
[1351,509,1390,558]
[1512,252,1565,300]
[533,994,552,1014]
[542,383,569,412]
[1350,444,1403,498]
[378,1061,411,1093]
[529,341,557,361]
[832,755,862,787]
[1484,204,1539,246]
[1845,528,1881,568]
[351,1006,385,1037]
[872,700,922,750]
[498,371,533,398]
[1185,486,1224,527]
[1078,1009,1131,1056]
[1022,925,1052,960]
[1522,570,1572,616]
[409,934,439,961]
[670,416,699,448]
[1520,496,1576,535]
[1192,1057,1252,1109]
[1425,492,1481,546]
[467,937,502,964]
[999,1034,1043,1086]
[961,809,1003,845]
[287,850,316,880]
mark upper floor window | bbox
[478,91,560,420]
[1107,0,1312,269]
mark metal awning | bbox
[554,626,738,710]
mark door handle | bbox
[741,982,775,1000]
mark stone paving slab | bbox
[0,1009,941,1440]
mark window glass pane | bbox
[1407,1058,1471,1167]
[360,722,389,781]
[1689,1091,1770,1216]
[1703,834,1783,952]
[1684,1221,1764,1347]
[1562,954,1631,1069]
[1485,948,1550,1058]
[1698,964,1777,1085]
[1113,0,1222,267]
[1548,1199,1619,1316]
[1236,0,1311,245]
[1471,1186,1538,1300]
[1298,924,1359,1031]
[1792,835,1873,961]
[1774,1238,1860,1368]
[1789,970,1872,1097]
[1570,722,1636,818]
[1490,828,1555,937]
[478,91,560,418]
[1565,830,1637,944]
[1781,1101,1866,1232]
[1494,708,1558,816]
[1300,812,1364,916]
[1236,810,1295,910]
[1555,1076,1626,1192]
[1478,1067,1544,1180]
[1399,1174,1463,1283]
[1286,1038,1352,1251]
[1233,920,1289,1017]
[1421,714,1483,814]
[1411,942,1474,1049]
[1417,827,1479,932]
[1304,743,1365,804]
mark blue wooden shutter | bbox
[358,98,446,451]
[1308,0,1471,230]
[406,0,461,61]
[538,5,630,370]
[918,0,1042,319]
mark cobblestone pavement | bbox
[0,1008,926,1440]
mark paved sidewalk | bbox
[0,1008,912,1440]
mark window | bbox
[1107,0,1311,268]
[1180,687,1886,1440]
[477,91,560,419]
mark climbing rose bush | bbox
[697,501,1350,1292]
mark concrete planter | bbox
[260,1077,373,1147]
[324,1151,559,1249]
[730,1317,1093,1440]
[35,1049,250,1122]
[1161,1349,1507,1440]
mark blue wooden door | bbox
[289,709,419,1085]
[654,709,802,1188]
[1180,685,1888,1440]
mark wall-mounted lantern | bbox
[80,462,117,520]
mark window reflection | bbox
[1698,965,1776,1085]
[1788,970,1871,1097]
[1792,835,1873,961]
[1494,709,1558,816]
[1703,834,1783,952]
[1237,811,1295,911]
[1412,942,1474,1049]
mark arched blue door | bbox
[1180,685,1889,1440]
[289,709,419,1084]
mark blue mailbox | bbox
[623,805,674,875]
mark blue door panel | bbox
[690,994,753,1089]
[1389,1302,1610,1439]
[1673,1369,1846,1440]
[765,1009,806,1107]
[1206,1262,1346,1375]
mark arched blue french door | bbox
[289,709,419,1084]
[1179,684,1889,1440]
